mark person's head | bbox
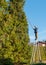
[34,26,37,28]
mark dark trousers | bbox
[35,32,38,40]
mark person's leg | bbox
[35,32,38,40]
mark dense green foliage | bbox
[0,0,32,64]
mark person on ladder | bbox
[33,26,38,40]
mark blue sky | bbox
[24,0,46,42]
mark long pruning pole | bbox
[28,21,34,30]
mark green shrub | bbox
[0,58,14,65]
[32,63,46,65]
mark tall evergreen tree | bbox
[0,0,32,64]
